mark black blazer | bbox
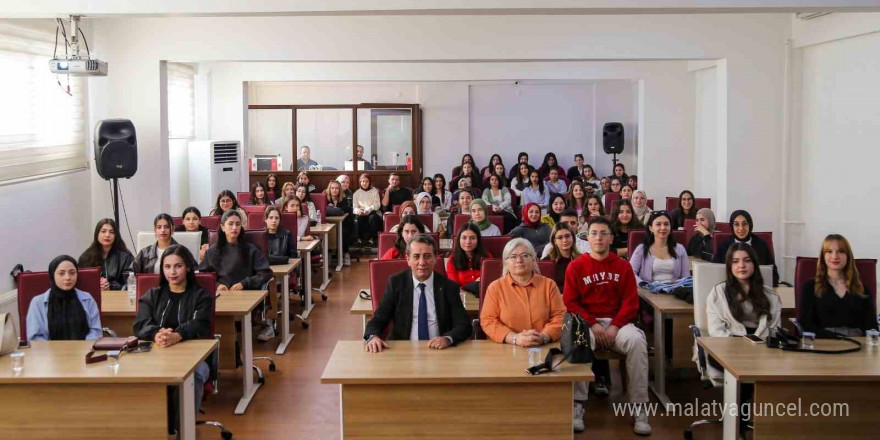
[364,270,471,344]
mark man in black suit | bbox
[364,235,471,352]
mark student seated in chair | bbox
[381,172,414,214]
[133,213,177,274]
[713,209,779,286]
[563,216,651,436]
[248,181,272,206]
[446,222,492,292]
[669,190,696,230]
[631,190,651,226]
[542,209,590,258]
[629,211,689,285]
[78,218,134,291]
[265,206,295,265]
[352,173,382,246]
[541,223,581,291]
[380,215,427,260]
[469,199,501,237]
[133,245,212,417]
[799,234,877,338]
[295,184,318,222]
[27,255,102,341]
[364,235,472,352]
[686,208,718,261]
[209,190,248,229]
[610,200,644,258]
[390,201,431,233]
[176,207,210,261]
[540,194,568,229]
[281,197,316,242]
[510,203,552,256]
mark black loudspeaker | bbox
[602,122,624,155]
[94,119,138,179]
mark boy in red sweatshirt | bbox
[563,216,651,436]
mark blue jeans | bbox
[194,361,210,413]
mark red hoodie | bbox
[563,252,638,328]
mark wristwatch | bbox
[512,334,518,346]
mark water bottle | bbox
[126,272,136,305]
[316,210,322,225]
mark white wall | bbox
[83,14,788,237]
[0,171,93,293]
[692,63,719,204]
[787,17,880,269]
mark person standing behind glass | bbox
[356,144,374,170]
[295,145,319,170]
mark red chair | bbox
[482,236,508,259]
[712,232,774,261]
[383,214,435,233]
[477,258,556,314]
[604,192,621,213]
[453,214,503,235]
[683,219,732,246]
[172,217,184,227]
[200,215,221,231]
[135,273,217,311]
[267,190,276,202]
[377,233,440,258]
[665,196,711,213]
[392,205,401,215]
[208,229,270,261]
[16,267,102,343]
[247,211,267,230]
[626,230,687,260]
[311,192,327,219]
[241,205,266,216]
[646,199,654,209]
[237,191,251,206]
[793,257,877,318]
[369,258,446,312]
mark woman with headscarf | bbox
[713,209,779,285]
[390,199,432,233]
[26,255,102,341]
[686,208,718,261]
[510,203,552,255]
[415,191,442,232]
[470,199,501,237]
[631,190,652,225]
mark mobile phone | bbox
[742,334,764,344]
[18,340,30,349]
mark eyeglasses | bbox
[587,231,612,237]
[651,210,668,215]
[506,253,534,261]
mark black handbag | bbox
[527,312,594,375]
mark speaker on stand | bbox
[603,122,624,169]
[94,119,138,229]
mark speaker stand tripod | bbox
[111,178,121,230]
[611,153,619,167]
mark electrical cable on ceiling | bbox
[77,26,90,59]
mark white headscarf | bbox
[415,192,434,215]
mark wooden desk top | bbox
[697,337,880,382]
[102,290,267,316]
[297,240,320,252]
[439,239,452,251]
[0,340,216,385]
[325,214,348,222]
[321,340,593,385]
[310,223,335,234]
[271,258,302,276]
[639,286,795,314]
[350,289,479,315]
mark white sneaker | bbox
[257,324,276,342]
[633,404,652,436]
[343,253,351,266]
[572,402,585,433]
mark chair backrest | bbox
[311,192,327,219]
[200,215,222,231]
[482,236,508,258]
[793,257,877,317]
[173,232,204,264]
[237,191,251,205]
[665,196,711,213]
[603,192,621,213]
[278,212,310,239]
[453,214,503,236]
[136,231,155,253]
[247,211,267,230]
[683,219,733,246]
[16,267,102,342]
[377,232,441,259]
[369,258,445,312]
[172,217,184,227]
[392,205,401,215]
[135,273,217,334]
[626,229,687,260]
[693,263,773,333]
[646,199,654,209]
[383,213,435,233]
[477,258,555,312]
[713,232,775,261]
[208,229,270,260]
[241,205,266,216]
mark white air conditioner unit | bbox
[188,140,241,213]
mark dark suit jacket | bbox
[364,270,472,344]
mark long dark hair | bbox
[515,163,533,191]
[451,221,488,270]
[211,210,249,267]
[295,184,313,204]
[81,218,131,267]
[433,173,448,204]
[678,190,696,217]
[394,215,427,255]
[723,242,771,322]
[586,194,605,216]
[540,152,558,171]
[488,153,503,169]
[213,190,241,213]
[582,164,597,180]
[569,181,587,211]
[611,199,644,232]
[181,206,202,219]
[265,173,278,191]
[642,211,677,259]
[158,245,198,290]
[528,170,545,193]
[547,193,567,224]
[250,181,269,205]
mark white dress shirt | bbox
[410,273,440,341]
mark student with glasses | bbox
[669,190,697,230]
[541,209,591,258]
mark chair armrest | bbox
[102,328,117,338]
[689,325,708,375]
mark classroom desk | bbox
[321,340,593,440]
[101,289,268,415]
[326,214,348,272]
[639,286,795,407]
[0,339,216,440]
[698,336,880,440]
[311,223,335,291]
[270,258,302,354]
[296,239,322,326]
[350,288,479,331]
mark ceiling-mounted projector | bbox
[49,15,108,76]
[50,58,108,76]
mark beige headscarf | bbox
[632,190,651,224]
[697,208,716,231]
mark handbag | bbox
[85,336,139,364]
[0,313,18,356]
[527,312,594,375]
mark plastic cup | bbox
[801,331,816,350]
[866,330,880,347]
[528,348,542,367]
[10,351,24,373]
